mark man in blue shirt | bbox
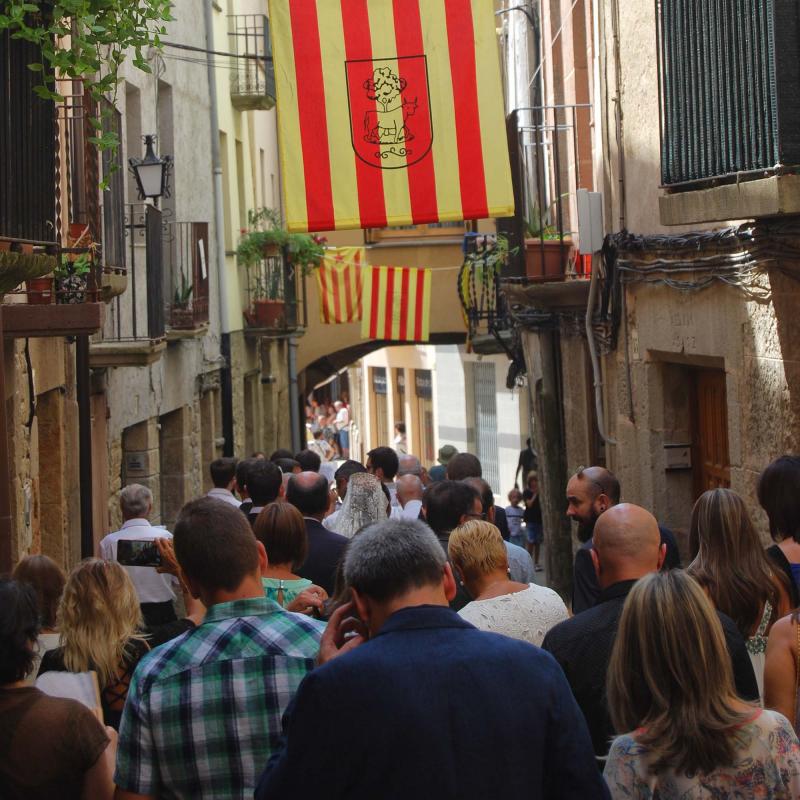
[256,518,608,800]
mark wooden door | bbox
[692,369,731,497]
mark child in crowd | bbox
[524,473,544,571]
[505,488,526,550]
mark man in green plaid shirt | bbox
[114,499,324,800]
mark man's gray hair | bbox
[397,454,422,477]
[344,518,446,602]
[120,483,153,519]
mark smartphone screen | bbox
[117,539,162,568]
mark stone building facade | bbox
[4,0,295,571]
[500,0,800,595]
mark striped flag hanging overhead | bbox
[361,265,432,341]
[316,247,365,323]
[268,0,515,233]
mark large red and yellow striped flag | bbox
[316,247,365,323]
[268,0,514,233]
[361,265,432,341]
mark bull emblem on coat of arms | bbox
[346,56,433,170]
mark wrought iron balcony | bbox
[657,0,800,208]
[229,14,275,111]
[243,251,307,336]
[500,106,593,283]
[458,233,515,355]
[90,204,166,367]
[164,221,210,335]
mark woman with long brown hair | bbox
[604,571,800,797]
[12,555,65,679]
[687,487,791,699]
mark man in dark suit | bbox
[287,472,347,595]
[567,466,681,613]
[543,503,757,759]
[255,518,608,800]
[243,459,283,528]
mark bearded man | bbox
[566,466,680,613]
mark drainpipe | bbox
[76,335,94,557]
[204,0,234,456]
[0,308,12,572]
[585,254,616,446]
[288,336,301,452]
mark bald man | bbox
[567,466,681,614]
[395,474,425,519]
[542,504,758,758]
[287,472,347,595]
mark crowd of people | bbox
[4,440,800,797]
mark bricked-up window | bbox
[0,31,56,242]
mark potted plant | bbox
[524,206,573,282]
[237,208,288,265]
[54,254,91,304]
[170,270,195,329]
[286,233,326,274]
[249,262,286,328]
[26,274,55,304]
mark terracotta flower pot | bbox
[524,238,573,282]
[27,277,54,305]
[170,306,196,329]
[262,242,281,258]
[253,299,285,327]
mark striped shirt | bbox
[114,596,324,799]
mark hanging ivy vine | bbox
[0,0,174,153]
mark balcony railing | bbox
[458,233,514,355]
[502,106,593,282]
[243,252,307,335]
[657,0,800,189]
[163,221,209,332]
[94,204,164,358]
[229,14,275,111]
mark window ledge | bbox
[660,173,800,226]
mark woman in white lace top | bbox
[448,520,568,646]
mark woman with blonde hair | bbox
[448,520,567,646]
[38,559,149,729]
[330,472,387,539]
[687,487,791,699]
[604,571,800,797]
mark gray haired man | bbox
[99,483,178,626]
[255,518,607,799]
[397,453,430,486]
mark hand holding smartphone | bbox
[116,539,162,568]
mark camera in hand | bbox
[117,539,162,568]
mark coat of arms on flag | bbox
[346,57,433,170]
[268,0,514,233]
